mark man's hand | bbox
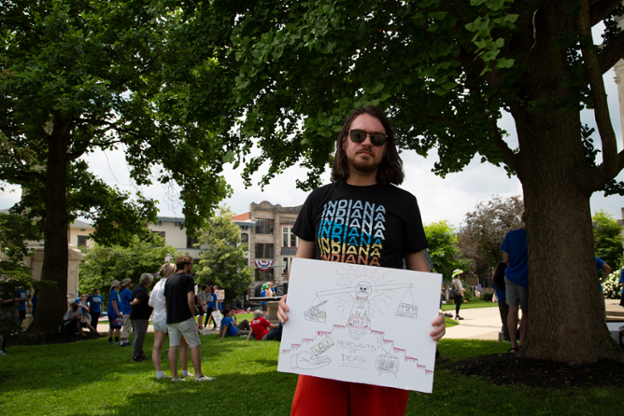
[291,352,331,369]
[430,313,446,341]
[277,294,289,324]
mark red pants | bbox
[291,375,410,416]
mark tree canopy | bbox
[195,205,252,301]
[592,209,623,271]
[0,0,230,332]
[423,220,465,280]
[78,237,182,302]
[457,195,524,277]
[174,0,624,363]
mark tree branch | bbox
[579,0,619,189]
[0,170,45,185]
[590,0,621,26]
[597,29,624,73]
[491,119,520,173]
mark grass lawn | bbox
[0,335,620,415]
[441,300,497,311]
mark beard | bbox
[347,151,382,174]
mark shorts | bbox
[153,318,168,333]
[19,310,26,321]
[504,277,529,311]
[109,314,122,329]
[168,317,201,348]
[261,303,268,312]
[197,305,205,316]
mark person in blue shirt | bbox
[203,286,218,329]
[500,212,528,353]
[16,287,29,324]
[219,308,250,338]
[87,288,103,329]
[31,291,38,318]
[107,280,123,344]
[595,257,612,291]
[119,278,134,347]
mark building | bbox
[69,219,95,248]
[234,201,302,293]
[147,216,205,259]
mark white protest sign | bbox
[211,311,222,328]
[277,258,441,393]
[215,290,225,301]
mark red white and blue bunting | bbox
[255,260,273,271]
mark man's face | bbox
[342,114,388,176]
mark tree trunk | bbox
[512,104,624,364]
[28,125,70,333]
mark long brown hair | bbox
[492,261,507,289]
[331,106,404,185]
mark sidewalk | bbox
[444,299,624,341]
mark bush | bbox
[482,292,494,302]
[603,268,622,299]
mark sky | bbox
[2,44,624,229]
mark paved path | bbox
[445,299,624,341]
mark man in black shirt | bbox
[278,106,446,416]
[129,273,154,362]
[164,255,213,382]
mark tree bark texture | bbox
[506,4,624,363]
[29,123,70,333]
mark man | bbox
[246,309,281,341]
[596,257,612,291]
[219,308,250,338]
[196,284,207,334]
[87,288,103,330]
[129,273,153,363]
[164,255,213,382]
[119,278,133,347]
[277,106,445,416]
[451,269,466,320]
[501,212,528,353]
[63,300,87,336]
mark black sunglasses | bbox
[349,129,388,146]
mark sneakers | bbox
[0,351,8,356]
[182,372,194,378]
[171,378,186,382]
[131,356,143,363]
[120,341,131,347]
[156,373,171,380]
[194,375,214,382]
[139,353,148,361]
[455,316,464,320]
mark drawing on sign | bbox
[280,262,435,386]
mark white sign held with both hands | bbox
[277,258,441,393]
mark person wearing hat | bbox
[451,269,466,320]
[119,278,133,347]
[107,280,123,344]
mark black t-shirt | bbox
[130,284,153,320]
[164,273,195,324]
[293,180,428,269]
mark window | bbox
[255,268,274,281]
[77,236,88,247]
[282,227,298,247]
[241,233,249,244]
[152,231,166,238]
[187,236,199,249]
[256,218,274,234]
[283,257,292,274]
[255,243,274,259]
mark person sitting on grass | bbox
[64,299,101,336]
[63,300,88,336]
[219,308,251,338]
[246,309,281,341]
